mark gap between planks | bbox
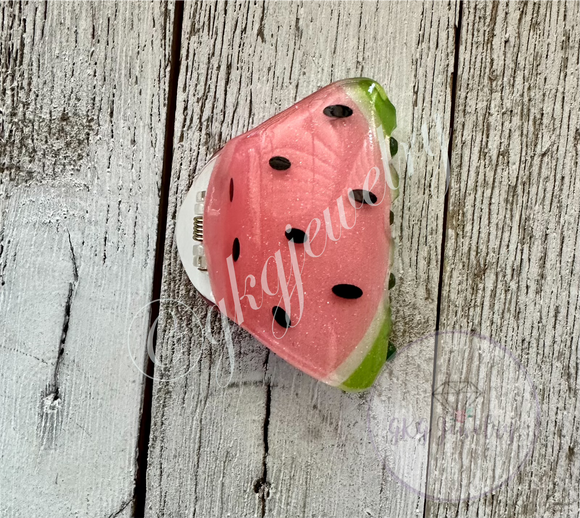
[133,1,185,516]
[423,0,464,515]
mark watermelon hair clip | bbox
[176,78,398,391]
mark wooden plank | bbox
[146,1,458,516]
[0,2,174,517]
[427,1,580,516]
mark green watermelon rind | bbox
[349,78,400,200]
[335,78,399,392]
[354,78,397,137]
[338,305,395,392]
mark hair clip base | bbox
[175,155,219,304]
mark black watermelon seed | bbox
[390,210,394,225]
[232,238,240,261]
[269,156,291,170]
[350,189,378,205]
[272,306,291,328]
[285,227,308,243]
[390,137,399,157]
[229,178,234,201]
[387,341,397,361]
[332,284,363,299]
[323,104,353,118]
[389,273,396,289]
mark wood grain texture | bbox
[3,1,577,517]
[0,2,173,517]
[427,1,580,517]
[146,1,458,517]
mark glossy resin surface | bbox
[201,78,398,390]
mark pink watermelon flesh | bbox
[203,78,396,390]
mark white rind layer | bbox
[321,297,388,387]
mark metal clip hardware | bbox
[192,191,206,270]
[193,216,204,242]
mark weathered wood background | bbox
[1,1,578,517]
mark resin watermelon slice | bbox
[176,78,398,391]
